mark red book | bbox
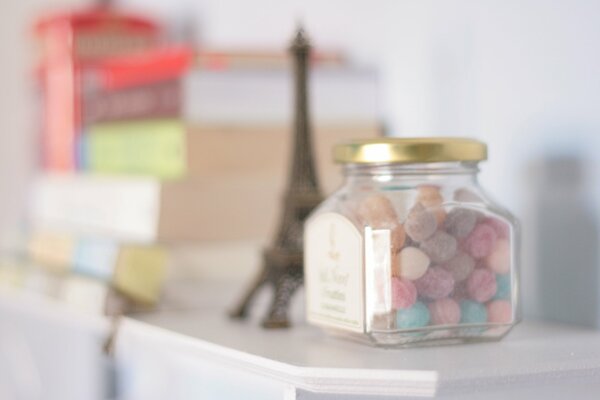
[80,46,191,126]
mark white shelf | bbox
[0,287,112,400]
[116,300,600,399]
[3,276,600,399]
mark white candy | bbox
[393,246,430,280]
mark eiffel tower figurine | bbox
[230,27,323,328]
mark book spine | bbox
[28,231,75,273]
[27,231,167,305]
[83,119,187,179]
[73,30,158,61]
[82,79,181,124]
[60,275,133,316]
[30,174,161,243]
[72,237,119,280]
[112,245,167,304]
[74,240,167,304]
[82,46,193,90]
[41,62,77,170]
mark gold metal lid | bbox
[333,137,487,164]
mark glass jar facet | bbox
[304,160,520,347]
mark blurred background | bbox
[1,0,600,398]
[1,0,598,313]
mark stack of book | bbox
[22,7,190,315]
[25,8,383,314]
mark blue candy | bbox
[396,301,430,329]
[494,274,511,300]
[460,300,487,324]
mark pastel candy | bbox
[416,185,444,207]
[441,251,475,282]
[414,267,455,300]
[396,301,430,329]
[466,268,497,302]
[417,185,447,223]
[356,194,398,229]
[483,217,510,239]
[393,247,430,280]
[452,280,469,302]
[429,298,461,325]
[444,208,477,238]
[464,223,498,259]
[487,300,513,324]
[404,203,437,242]
[391,224,407,252]
[431,207,447,225]
[454,188,483,203]
[494,274,511,300]
[460,300,487,324]
[391,277,417,309]
[485,238,511,274]
[420,231,457,263]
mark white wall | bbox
[116,0,600,207]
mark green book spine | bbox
[85,119,187,179]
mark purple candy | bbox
[420,231,457,263]
[414,267,455,300]
[444,208,477,238]
[404,203,437,242]
[441,251,475,282]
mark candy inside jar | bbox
[304,138,520,347]
[365,188,516,344]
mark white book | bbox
[184,67,381,126]
[30,174,161,244]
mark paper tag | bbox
[305,212,364,332]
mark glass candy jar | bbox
[304,138,520,347]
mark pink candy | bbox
[414,267,455,300]
[483,217,510,239]
[429,298,461,325]
[487,300,513,324]
[466,268,497,302]
[391,277,417,309]
[463,223,498,259]
[485,239,511,274]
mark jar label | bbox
[305,213,364,332]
